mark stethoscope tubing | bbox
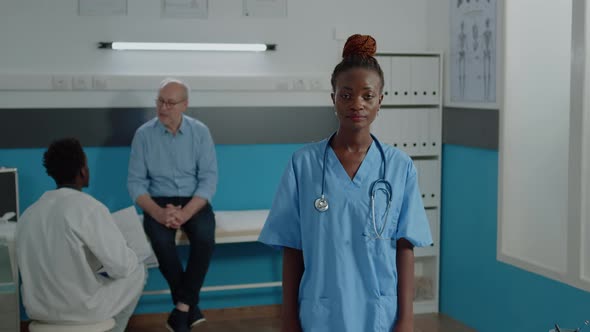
[316,132,393,239]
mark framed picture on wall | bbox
[448,0,501,109]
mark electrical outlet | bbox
[72,76,92,90]
[51,75,72,90]
[92,76,107,90]
[309,79,323,91]
[292,79,306,91]
[275,81,289,91]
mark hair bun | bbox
[342,34,377,58]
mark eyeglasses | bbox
[155,98,186,108]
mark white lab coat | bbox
[16,188,145,323]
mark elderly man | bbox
[128,78,217,332]
[17,138,146,332]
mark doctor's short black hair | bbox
[43,138,86,185]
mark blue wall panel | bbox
[1,144,301,317]
[440,144,590,332]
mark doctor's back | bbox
[16,138,141,323]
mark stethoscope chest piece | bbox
[314,195,329,212]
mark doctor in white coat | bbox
[16,138,146,332]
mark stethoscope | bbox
[314,133,393,239]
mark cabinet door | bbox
[376,56,393,104]
[425,107,441,156]
[413,108,430,156]
[411,57,440,105]
[390,57,412,105]
[425,209,439,248]
[374,108,440,157]
[372,108,402,149]
[414,159,440,208]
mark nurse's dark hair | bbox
[43,137,86,185]
[330,34,384,92]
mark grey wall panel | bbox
[442,107,499,150]
[0,107,337,148]
[191,107,338,144]
[0,108,152,148]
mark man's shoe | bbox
[166,308,190,332]
[188,305,206,328]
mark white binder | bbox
[390,57,412,105]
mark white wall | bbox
[581,0,590,284]
[499,0,572,273]
[500,0,590,293]
[425,0,449,102]
[0,0,430,108]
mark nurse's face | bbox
[331,68,383,132]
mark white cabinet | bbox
[372,107,441,157]
[377,55,440,105]
[373,53,442,314]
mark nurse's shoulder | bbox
[290,138,329,169]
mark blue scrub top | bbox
[258,136,432,332]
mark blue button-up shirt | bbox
[127,115,217,203]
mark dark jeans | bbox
[143,197,215,308]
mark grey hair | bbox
[159,78,191,101]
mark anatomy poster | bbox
[450,0,496,103]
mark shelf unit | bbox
[373,53,442,314]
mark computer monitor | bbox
[0,168,18,222]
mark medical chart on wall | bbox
[78,0,127,16]
[162,0,208,19]
[450,0,496,103]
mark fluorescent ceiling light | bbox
[98,42,276,52]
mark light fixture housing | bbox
[98,42,276,52]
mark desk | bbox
[142,209,282,296]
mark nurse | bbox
[258,34,432,332]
